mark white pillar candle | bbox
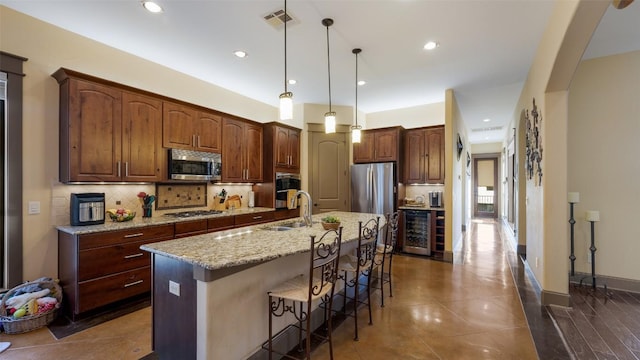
[585,210,600,222]
[567,192,580,203]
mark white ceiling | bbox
[2,0,638,144]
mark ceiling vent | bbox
[264,9,298,29]
[472,126,503,132]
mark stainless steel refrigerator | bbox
[351,162,396,215]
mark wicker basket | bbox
[0,280,62,334]
[321,221,341,230]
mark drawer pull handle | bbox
[124,233,144,238]
[124,280,144,288]
[124,253,144,259]
[253,216,263,220]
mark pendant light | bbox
[279,0,293,121]
[322,18,336,134]
[351,48,363,143]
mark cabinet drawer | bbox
[235,211,275,227]
[79,224,174,250]
[175,219,208,238]
[78,240,150,281]
[207,216,235,232]
[78,266,150,313]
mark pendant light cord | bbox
[326,22,332,111]
[354,50,358,127]
[284,0,288,93]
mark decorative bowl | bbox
[107,210,136,222]
[321,221,341,230]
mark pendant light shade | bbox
[351,48,363,143]
[279,0,293,121]
[323,18,336,134]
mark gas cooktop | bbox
[164,210,223,218]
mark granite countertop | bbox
[56,207,276,235]
[140,211,386,271]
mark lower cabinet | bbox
[58,224,175,320]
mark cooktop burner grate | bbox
[164,210,223,218]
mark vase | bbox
[142,205,153,218]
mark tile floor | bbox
[0,219,540,359]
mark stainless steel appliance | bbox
[168,149,221,181]
[351,162,396,215]
[403,210,431,255]
[70,193,105,226]
[275,172,301,209]
[429,191,443,208]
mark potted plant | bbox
[321,215,341,230]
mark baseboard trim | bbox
[570,272,640,293]
[442,250,453,263]
[541,290,571,307]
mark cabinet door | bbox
[68,79,122,182]
[221,118,244,182]
[245,123,263,182]
[374,129,398,162]
[274,126,290,168]
[404,129,425,183]
[425,127,444,183]
[353,131,375,163]
[287,129,300,171]
[195,110,222,153]
[122,91,164,182]
[162,101,196,150]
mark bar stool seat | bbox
[269,275,333,303]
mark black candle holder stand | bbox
[579,220,611,298]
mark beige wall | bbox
[568,49,640,281]
[470,142,502,154]
[1,6,279,280]
[365,102,445,129]
[445,90,467,255]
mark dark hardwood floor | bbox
[548,285,640,360]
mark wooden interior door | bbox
[309,129,349,214]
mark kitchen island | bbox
[140,211,384,360]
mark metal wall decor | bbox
[525,98,543,185]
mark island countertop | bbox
[140,211,385,272]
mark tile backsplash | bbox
[405,184,445,202]
[51,182,253,226]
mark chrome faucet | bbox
[292,190,313,227]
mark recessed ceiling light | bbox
[142,1,163,13]
[233,50,248,58]
[358,80,366,86]
[483,118,491,122]
[423,41,439,50]
[288,79,297,85]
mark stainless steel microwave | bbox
[168,149,221,181]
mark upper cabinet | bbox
[403,125,445,184]
[221,117,263,183]
[162,101,221,153]
[54,69,164,183]
[274,125,300,172]
[353,127,402,163]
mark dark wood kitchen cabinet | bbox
[58,224,174,320]
[353,127,402,163]
[404,125,444,184]
[54,68,165,182]
[221,117,263,183]
[273,125,300,172]
[162,101,222,153]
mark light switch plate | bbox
[28,201,41,215]
[169,280,180,296]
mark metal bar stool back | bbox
[338,217,379,340]
[376,211,399,307]
[266,227,343,359]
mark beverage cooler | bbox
[403,210,431,256]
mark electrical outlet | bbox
[169,280,180,296]
[535,257,539,268]
[587,251,592,264]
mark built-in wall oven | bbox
[275,172,301,209]
[403,210,431,256]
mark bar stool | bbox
[376,212,399,307]
[337,217,379,340]
[265,228,343,360]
